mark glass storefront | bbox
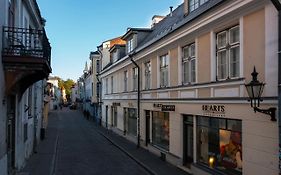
[152,111,169,150]
[197,116,242,175]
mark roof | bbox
[137,0,225,51]
[109,44,126,53]
[101,0,225,74]
[90,51,99,55]
[121,28,152,40]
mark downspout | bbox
[129,52,140,148]
[97,50,103,126]
[270,0,281,174]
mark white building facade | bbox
[100,0,280,175]
[0,0,52,174]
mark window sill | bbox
[192,163,242,175]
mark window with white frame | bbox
[111,76,113,93]
[124,70,128,92]
[216,25,240,80]
[160,54,169,87]
[127,38,134,53]
[144,61,151,90]
[133,67,138,91]
[182,43,196,84]
[189,0,209,12]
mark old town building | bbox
[0,0,52,174]
[98,0,280,174]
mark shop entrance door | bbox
[105,106,108,128]
[183,115,193,167]
[145,110,150,146]
[7,95,16,173]
[123,108,128,135]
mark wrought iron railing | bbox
[2,26,51,65]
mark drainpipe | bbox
[97,50,103,126]
[129,52,140,148]
[270,0,281,174]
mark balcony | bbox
[2,26,52,95]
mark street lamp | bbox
[245,67,276,121]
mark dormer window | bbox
[127,38,134,53]
[189,0,209,12]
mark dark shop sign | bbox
[112,102,120,106]
[153,103,175,111]
[162,105,175,111]
[202,105,225,117]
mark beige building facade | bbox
[100,0,279,175]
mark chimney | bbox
[151,15,165,28]
[170,6,173,16]
[184,0,189,15]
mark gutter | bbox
[128,52,141,148]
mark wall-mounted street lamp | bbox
[245,67,276,121]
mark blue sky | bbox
[37,0,182,81]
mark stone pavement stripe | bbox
[96,129,157,175]
[49,135,59,175]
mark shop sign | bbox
[112,102,120,106]
[153,103,175,111]
[161,105,175,111]
[153,103,162,108]
[202,105,225,117]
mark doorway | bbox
[105,106,108,128]
[7,95,16,173]
[183,115,194,167]
[145,110,150,146]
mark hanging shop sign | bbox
[202,105,225,117]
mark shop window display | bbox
[197,116,242,174]
[127,108,137,136]
[152,111,169,150]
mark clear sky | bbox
[37,0,182,81]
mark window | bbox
[189,0,209,12]
[124,71,128,92]
[216,26,240,80]
[127,108,137,136]
[152,111,169,150]
[144,61,151,89]
[182,43,196,84]
[105,78,108,94]
[111,76,113,94]
[160,54,169,87]
[24,123,28,142]
[112,106,117,127]
[112,50,118,63]
[96,83,100,98]
[133,67,138,91]
[96,60,100,73]
[197,116,242,174]
[127,38,134,53]
[28,87,32,116]
[184,115,194,165]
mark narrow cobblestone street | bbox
[19,108,189,175]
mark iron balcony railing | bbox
[2,26,51,65]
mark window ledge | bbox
[192,163,242,175]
